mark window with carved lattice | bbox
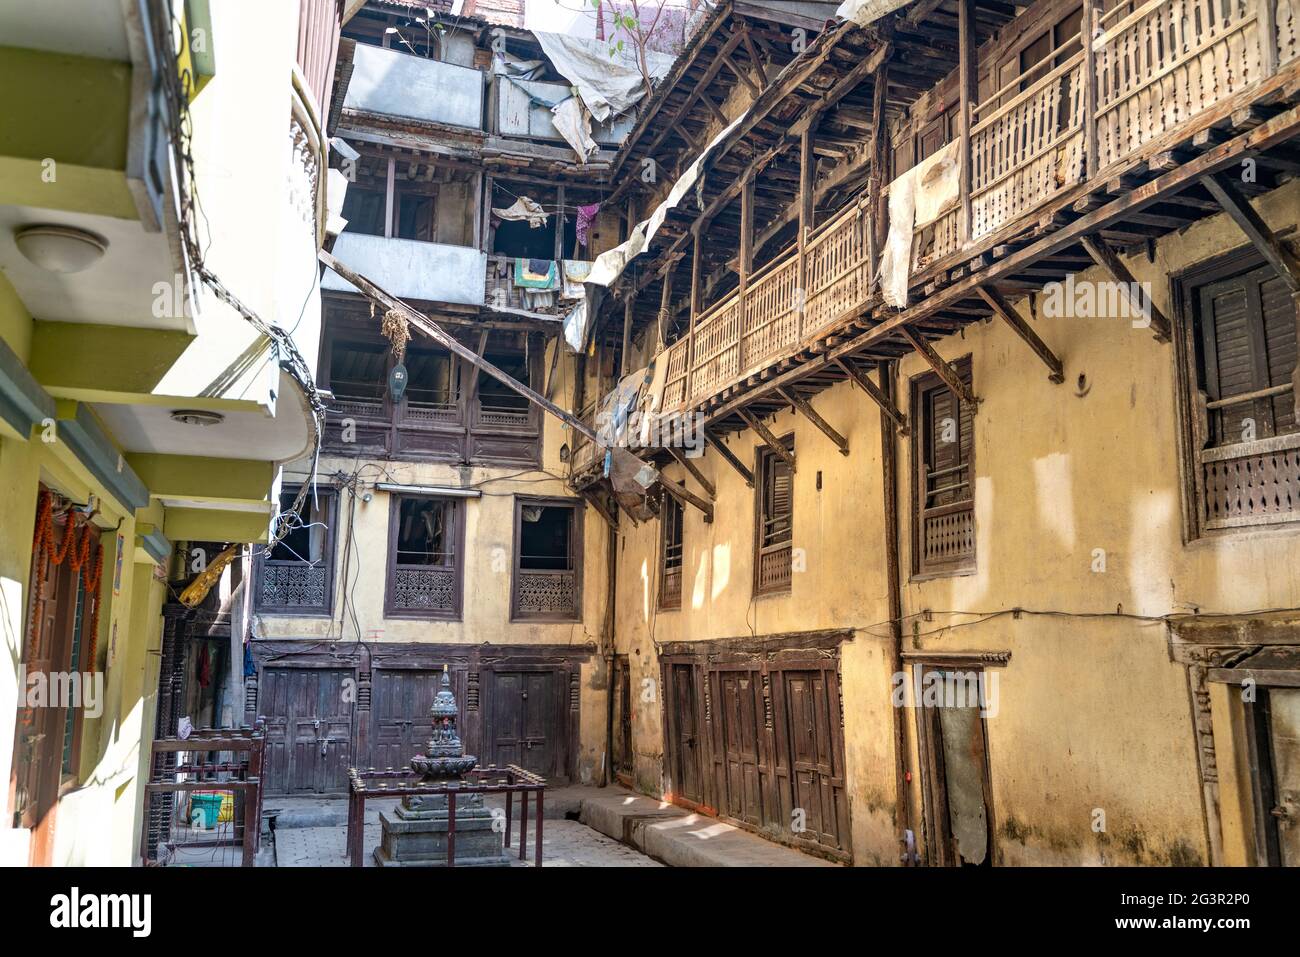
[911,357,975,577]
[754,435,794,596]
[512,497,582,621]
[659,493,684,610]
[1177,252,1300,535]
[255,486,336,615]
[385,494,464,619]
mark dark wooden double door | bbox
[261,668,355,794]
[261,664,569,794]
[664,657,850,858]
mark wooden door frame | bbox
[909,658,999,867]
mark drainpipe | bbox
[879,360,913,864]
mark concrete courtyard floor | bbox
[258,784,838,868]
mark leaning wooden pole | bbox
[319,249,602,445]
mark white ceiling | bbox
[0,204,188,330]
[93,372,315,463]
[0,0,131,60]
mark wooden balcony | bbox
[647,0,1300,421]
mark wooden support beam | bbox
[706,429,754,487]
[667,446,715,500]
[661,477,714,523]
[721,51,761,97]
[779,387,848,455]
[580,489,617,529]
[319,250,602,444]
[736,407,796,473]
[975,286,1065,383]
[656,268,674,352]
[834,358,908,434]
[621,296,634,377]
[1080,237,1173,341]
[899,328,979,409]
[1200,172,1300,292]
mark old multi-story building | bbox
[563,0,1300,868]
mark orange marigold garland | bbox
[29,489,105,673]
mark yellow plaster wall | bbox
[610,176,1300,865]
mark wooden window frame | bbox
[753,433,795,597]
[658,492,684,611]
[910,356,976,579]
[254,486,338,617]
[1172,244,1300,541]
[383,493,466,621]
[510,496,584,623]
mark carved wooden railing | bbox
[659,199,872,413]
[296,0,344,112]
[638,0,1294,417]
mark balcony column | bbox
[1082,0,1099,178]
[740,172,754,343]
[797,127,815,336]
[687,224,703,400]
[957,0,975,246]
[868,55,890,293]
[1259,0,1278,77]
[384,155,396,238]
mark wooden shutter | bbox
[755,438,795,594]
[914,360,975,574]
[1199,264,1298,447]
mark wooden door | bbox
[611,655,633,780]
[1265,688,1300,865]
[261,668,354,795]
[668,663,703,804]
[370,670,441,771]
[781,669,846,851]
[11,537,80,865]
[490,670,559,777]
[918,665,994,866]
[717,670,763,826]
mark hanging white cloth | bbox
[879,140,961,309]
[491,196,549,228]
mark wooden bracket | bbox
[834,359,908,434]
[736,408,796,473]
[976,286,1065,383]
[898,329,979,410]
[667,446,715,500]
[705,430,754,487]
[1199,171,1300,293]
[661,478,713,524]
[580,489,617,529]
[779,387,849,455]
[1080,236,1173,342]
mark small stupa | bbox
[373,665,511,867]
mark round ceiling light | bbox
[13,224,109,274]
[170,409,225,427]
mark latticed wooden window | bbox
[659,493,684,610]
[912,358,975,576]
[256,487,336,615]
[1187,259,1300,531]
[755,436,794,595]
[512,498,583,621]
[385,495,463,619]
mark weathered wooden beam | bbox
[1080,237,1173,341]
[1199,172,1300,292]
[834,358,908,434]
[957,0,976,244]
[721,51,761,97]
[667,446,715,500]
[319,249,602,444]
[975,286,1065,383]
[779,387,848,455]
[706,429,754,487]
[661,477,714,523]
[736,407,796,473]
[899,327,979,409]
